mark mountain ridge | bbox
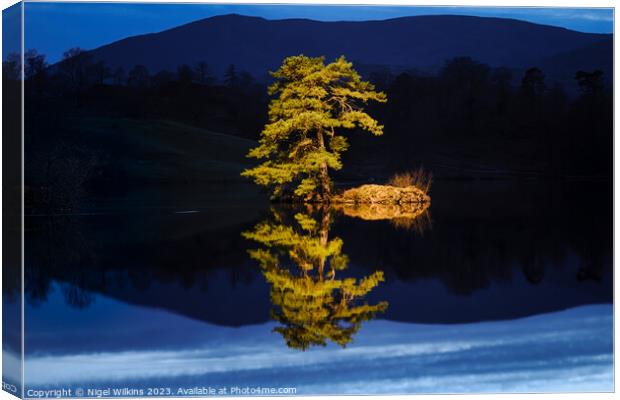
[87,13,612,86]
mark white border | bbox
[0,1,616,400]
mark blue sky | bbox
[8,3,614,62]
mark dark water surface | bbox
[8,180,613,395]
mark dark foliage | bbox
[7,46,612,212]
[344,56,612,180]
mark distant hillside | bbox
[89,13,612,86]
[541,38,614,88]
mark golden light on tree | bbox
[242,55,387,202]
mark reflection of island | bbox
[334,201,432,234]
[243,206,388,350]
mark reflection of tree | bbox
[243,207,387,350]
[60,283,95,309]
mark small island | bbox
[241,55,432,207]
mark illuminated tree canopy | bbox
[242,55,387,201]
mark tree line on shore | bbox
[4,48,258,91]
[5,48,612,210]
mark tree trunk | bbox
[316,130,331,200]
[317,206,331,281]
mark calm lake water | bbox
[6,180,613,395]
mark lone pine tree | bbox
[242,55,387,201]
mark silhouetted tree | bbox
[441,57,490,89]
[521,67,546,98]
[176,64,194,84]
[569,70,611,175]
[152,69,174,87]
[238,71,255,88]
[491,67,512,88]
[368,68,394,91]
[89,61,110,85]
[24,49,48,93]
[440,57,492,137]
[58,47,93,91]
[2,52,21,80]
[488,67,512,118]
[224,64,238,87]
[127,64,150,88]
[575,70,604,97]
[112,67,126,85]
[543,83,569,174]
[194,61,213,85]
[24,49,46,80]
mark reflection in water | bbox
[334,201,432,233]
[20,182,612,325]
[243,206,388,350]
[17,182,613,392]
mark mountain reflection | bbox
[243,206,388,350]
